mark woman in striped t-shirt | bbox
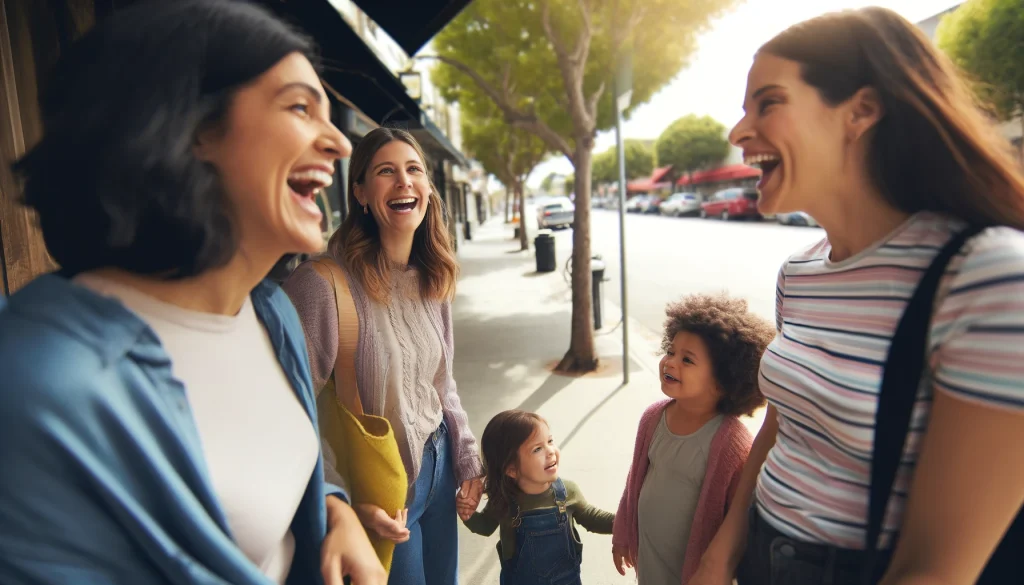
[689,7,1024,585]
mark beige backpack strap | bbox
[309,257,364,416]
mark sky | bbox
[524,0,961,188]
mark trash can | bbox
[535,232,556,273]
[591,256,606,330]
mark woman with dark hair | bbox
[689,7,1024,585]
[0,1,385,584]
[284,127,483,585]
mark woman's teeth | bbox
[388,197,417,210]
[744,153,781,170]
[287,169,332,198]
[288,169,333,187]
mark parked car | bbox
[777,211,819,227]
[700,187,761,220]
[625,195,646,213]
[537,196,575,229]
[640,195,662,214]
[660,192,702,217]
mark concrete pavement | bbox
[451,217,764,585]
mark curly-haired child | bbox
[612,293,775,585]
[460,410,614,585]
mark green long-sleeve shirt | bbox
[462,479,615,561]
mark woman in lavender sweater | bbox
[283,127,483,585]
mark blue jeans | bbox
[499,479,582,585]
[388,421,458,585]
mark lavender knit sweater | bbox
[282,258,482,486]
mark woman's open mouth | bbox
[387,197,418,214]
[745,153,782,192]
[287,169,332,219]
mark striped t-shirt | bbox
[756,212,1024,549]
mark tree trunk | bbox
[1019,113,1023,165]
[504,189,512,223]
[517,180,529,251]
[556,142,597,373]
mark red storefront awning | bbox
[627,165,674,193]
[677,163,760,186]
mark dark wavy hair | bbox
[13,0,317,278]
[328,127,458,304]
[759,7,1024,229]
[479,410,547,519]
[663,294,775,417]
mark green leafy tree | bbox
[461,102,550,251]
[623,139,656,179]
[540,172,559,193]
[655,115,730,180]
[431,0,736,372]
[591,149,616,184]
[937,0,1024,159]
[592,140,655,184]
[565,173,575,196]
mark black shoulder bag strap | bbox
[862,225,984,584]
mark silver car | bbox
[537,197,575,229]
[660,192,701,217]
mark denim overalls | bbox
[500,479,582,585]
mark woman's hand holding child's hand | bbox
[456,476,483,521]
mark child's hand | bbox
[612,544,634,576]
[456,498,477,521]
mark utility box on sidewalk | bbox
[591,256,606,330]
[535,231,556,273]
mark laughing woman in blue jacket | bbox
[0,2,384,584]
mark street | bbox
[545,208,826,333]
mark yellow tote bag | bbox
[310,258,408,572]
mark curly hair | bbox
[662,294,775,416]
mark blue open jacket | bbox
[0,274,346,585]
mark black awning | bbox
[351,0,472,56]
[262,1,468,167]
[262,1,421,126]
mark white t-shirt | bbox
[757,212,1024,549]
[76,274,319,583]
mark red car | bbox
[700,187,761,220]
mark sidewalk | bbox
[451,219,679,585]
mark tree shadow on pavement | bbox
[515,373,575,414]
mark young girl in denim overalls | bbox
[459,410,614,585]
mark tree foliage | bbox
[431,0,738,371]
[655,114,730,175]
[937,0,1024,146]
[540,172,559,193]
[460,100,549,250]
[592,140,655,183]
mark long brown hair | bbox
[479,410,547,518]
[760,7,1024,229]
[328,127,458,303]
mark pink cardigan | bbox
[612,400,752,584]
